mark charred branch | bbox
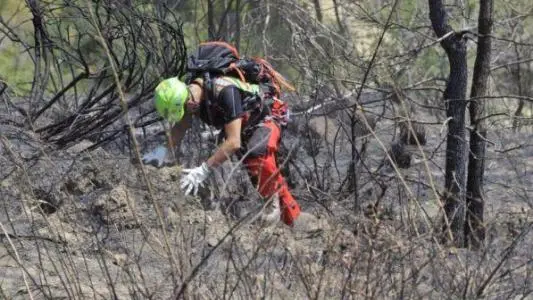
[21,2,187,149]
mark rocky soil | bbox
[1,119,532,299]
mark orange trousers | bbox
[242,120,301,225]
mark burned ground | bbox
[1,108,532,299]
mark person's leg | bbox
[243,120,301,225]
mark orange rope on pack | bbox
[229,62,246,82]
[200,41,240,58]
[253,57,296,94]
[197,41,295,97]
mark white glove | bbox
[141,145,173,168]
[180,162,211,196]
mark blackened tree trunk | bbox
[313,0,323,22]
[207,0,241,43]
[26,0,50,117]
[234,0,241,49]
[428,0,469,246]
[207,0,217,40]
[465,0,493,249]
[332,0,345,34]
[512,43,524,130]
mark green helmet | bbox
[154,77,189,123]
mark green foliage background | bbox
[1,0,532,108]
[0,1,34,93]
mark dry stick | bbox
[0,221,35,300]
[227,233,271,298]
[341,0,401,293]
[356,43,452,250]
[37,145,132,297]
[342,0,455,292]
[345,0,435,223]
[80,151,157,294]
[262,0,271,56]
[85,0,179,284]
[347,0,401,211]
[3,107,90,296]
[172,209,263,299]
[476,223,533,297]
[0,136,35,300]
[393,84,445,237]
[386,30,455,59]
[96,20,173,256]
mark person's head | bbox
[154,77,190,124]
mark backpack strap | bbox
[214,77,261,95]
[202,72,215,124]
[213,76,265,114]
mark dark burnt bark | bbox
[466,0,493,249]
[347,0,399,212]
[26,0,50,117]
[235,0,241,49]
[207,0,216,39]
[428,0,468,246]
[512,43,524,130]
[332,0,345,34]
[313,0,323,22]
[21,2,186,148]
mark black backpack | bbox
[183,41,293,126]
[183,41,294,99]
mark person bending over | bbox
[142,76,301,226]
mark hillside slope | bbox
[1,123,532,299]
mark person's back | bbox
[192,76,265,131]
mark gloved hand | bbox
[180,162,211,196]
[141,145,173,168]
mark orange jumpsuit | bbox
[242,119,301,225]
[196,77,301,225]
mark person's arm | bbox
[179,85,242,195]
[169,82,203,149]
[141,111,191,167]
[206,118,242,168]
[206,86,245,168]
[169,113,192,149]
[178,112,241,196]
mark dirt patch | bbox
[1,123,533,299]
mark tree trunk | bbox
[465,0,493,249]
[26,0,50,117]
[207,0,216,40]
[428,0,469,246]
[512,43,524,130]
[234,0,241,49]
[313,0,323,23]
[332,0,345,34]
